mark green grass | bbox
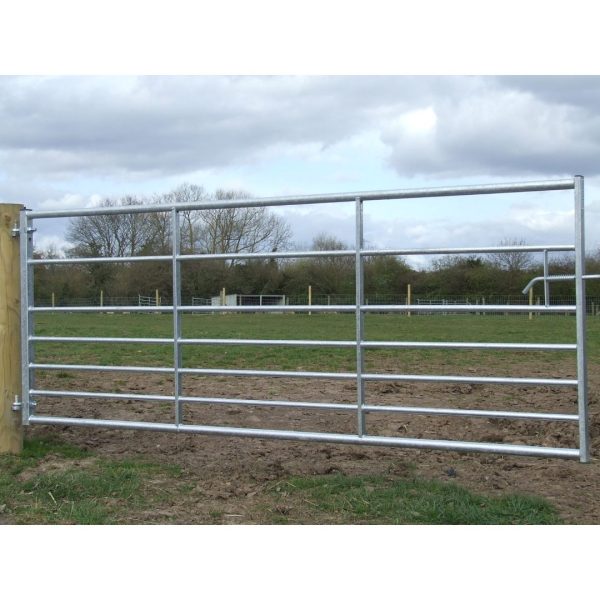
[274,473,562,524]
[32,312,599,372]
[0,437,563,524]
[0,436,183,524]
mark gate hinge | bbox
[11,224,37,238]
[11,396,36,412]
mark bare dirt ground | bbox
[21,353,600,524]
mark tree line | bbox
[33,184,600,304]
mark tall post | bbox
[308,285,312,316]
[51,291,55,308]
[0,204,23,454]
[407,283,411,317]
[574,175,589,463]
[100,289,104,308]
[543,249,550,307]
[155,288,160,307]
[528,287,534,320]
[355,197,366,436]
[171,208,182,426]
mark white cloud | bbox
[37,193,103,210]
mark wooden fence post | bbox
[308,285,312,316]
[0,204,23,454]
[529,288,534,320]
[407,283,411,317]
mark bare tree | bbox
[66,196,157,257]
[196,189,292,258]
[488,238,533,272]
[160,183,208,253]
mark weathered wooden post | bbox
[0,204,23,454]
[308,285,312,316]
[407,283,411,317]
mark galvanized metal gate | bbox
[17,177,591,461]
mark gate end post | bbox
[0,203,24,454]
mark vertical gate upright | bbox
[16,176,590,461]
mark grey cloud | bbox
[0,75,424,179]
[494,76,600,110]
[382,76,600,178]
[2,75,600,182]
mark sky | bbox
[1,74,598,267]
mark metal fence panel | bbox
[18,177,590,462]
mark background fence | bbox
[34,292,600,315]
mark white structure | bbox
[210,294,286,306]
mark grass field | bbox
[33,312,599,372]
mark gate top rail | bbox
[25,178,576,219]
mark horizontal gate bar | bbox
[362,244,575,256]
[178,338,355,348]
[29,363,577,385]
[27,178,576,219]
[359,304,577,314]
[361,341,577,351]
[29,244,576,267]
[363,373,578,386]
[362,404,579,421]
[30,249,355,265]
[29,389,357,411]
[31,363,174,373]
[30,305,173,313]
[30,388,579,421]
[27,303,578,314]
[31,389,175,402]
[179,367,355,379]
[29,336,577,352]
[177,249,354,261]
[183,396,355,411]
[31,336,174,344]
[25,415,581,459]
[30,255,171,265]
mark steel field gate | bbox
[15,177,591,461]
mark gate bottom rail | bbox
[26,415,581,460]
